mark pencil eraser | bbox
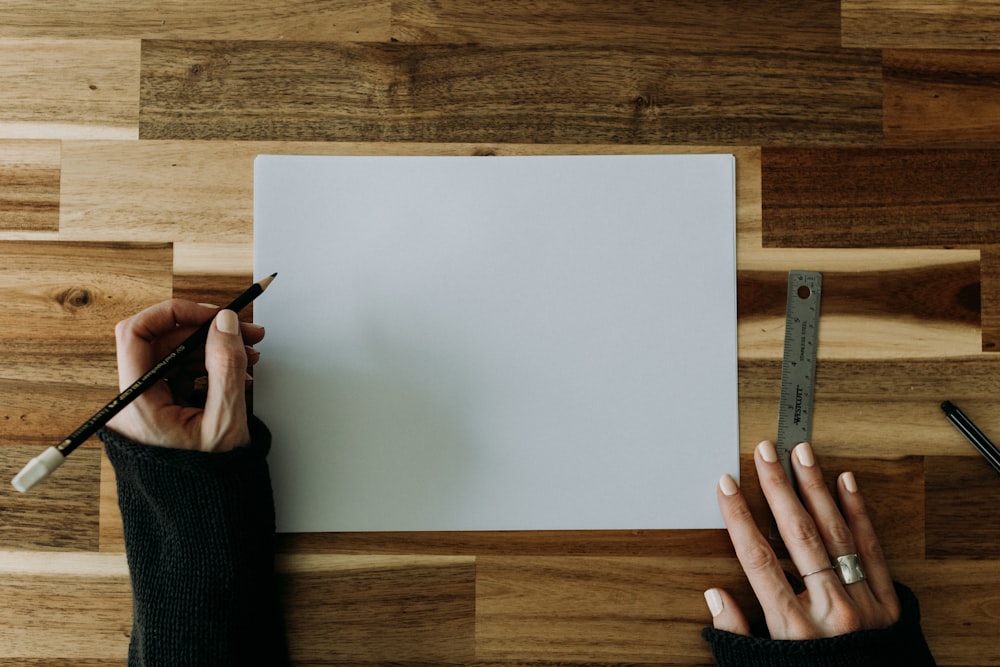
[11,447,65,493]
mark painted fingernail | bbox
[719,473,739,496]
[216,309,240,335]
[841,471,858,493]
[757,440,778,463]
[794,442,815,467]
[704,588,724,617]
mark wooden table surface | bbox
[3,1,1000,665]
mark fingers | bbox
[113,300,221,389]
[837,472,900,620]
[716,473,800,629]
[704,587,752,636]
[754,441,836,593]
[200,310,251,452]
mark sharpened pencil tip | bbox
[259,273,277,290]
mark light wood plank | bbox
[0,446,101,550]
[739,357,1000,457]
[0,0,389,41]
[0,140,60,234]
[139,41,881,145]
[476,556,742,664]
[0,551,130,659]
[0,39,139,140]
[843,0,1000,49]
[393,0,842,48]
[884,50,1000,148]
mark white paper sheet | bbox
[253,154,738,532]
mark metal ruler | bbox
[771,270,822,540]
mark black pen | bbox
[11,273,277,492]
[941,400,1000,474]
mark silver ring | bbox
[799,565,836,579]
[835,553,866,585]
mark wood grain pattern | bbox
[762,147,1000,247]
[843,0,1000,49]
[0,140,60,234]
[139,40,882,145]
[926,453,1000,559]
[0,39,139,140]
[278,554,475,665]
[393,0,843,48]
[884,50,1000,148]
[3,0,1000,663]
[0,0,390,41]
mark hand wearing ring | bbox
[703,441,900,640]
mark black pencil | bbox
[941,400,1000,475]
[12,273,276,492]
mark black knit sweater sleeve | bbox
[100,418,289,667]
[702,582,935,666]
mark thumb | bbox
[704,588,752,636]
[200,309,250,451]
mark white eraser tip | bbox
[12,447,65,492]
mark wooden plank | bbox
[0,39,139,140]
[139,40,881,145]
[0,0,389,41]
[762,148,1000,246]
[884,50,1000,148]
[981,247,1000,351]
[393,0,842,48]
[926,453,1000,559]
[0,141,60,234]
[739,455,925,561]
[0,446,100,551]
[737,260,982,360]
[740,357,1000,458]
[278,554,475,665]
[0,551,131,660]
[843,0,1000,49]
[476,556,741,664]
[895,560,1000,666]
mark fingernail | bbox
[216,309,240,335]
[704,588,724,617]
[794,442,815,467]
[198,303,220,309]
[841,471,858,493]
[757,440,778,463]
[719,473,739,496]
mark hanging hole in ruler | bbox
[797,285,811,299]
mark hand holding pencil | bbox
[12,274,274,491]
[107,299,265,452]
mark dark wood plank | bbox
[981,247,1000,350]
[739,265,979,326]
[741,455,925,561]
[279,554,475,665]
[393,0,842,48]
[139,40,881,145]
[926,453,1000,559]
[0,141,60,233]
[884,50,1000,148]
[896,560,1000,666]
[762,148,1000,246]
[843,0,1000,49]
